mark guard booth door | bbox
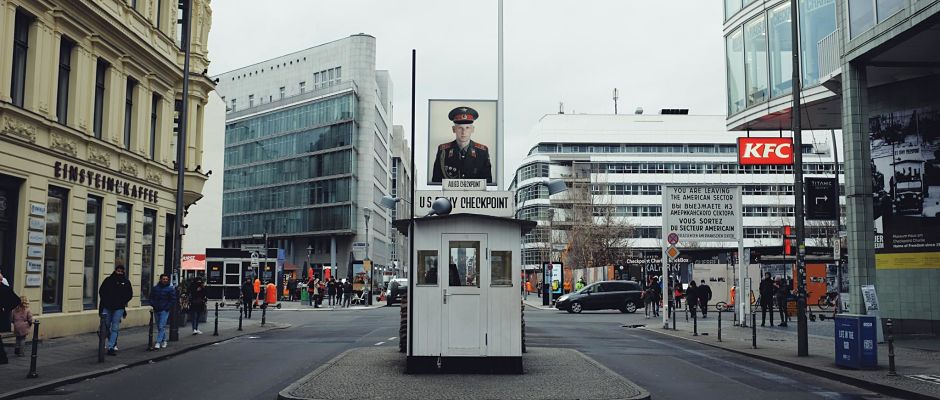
[441,233,487,356]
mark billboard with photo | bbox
[869,108,940,268]
[427,99,497,186]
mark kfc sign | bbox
[737,137,794,165]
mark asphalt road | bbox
[22,306,895,400]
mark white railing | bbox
[817,30,841,79]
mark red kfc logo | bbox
[737,137,794,165]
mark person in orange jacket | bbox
[253,278,261,307]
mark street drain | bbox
[622,324,646,328]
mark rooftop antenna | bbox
[558,102,565,114]
[612,88,619,115]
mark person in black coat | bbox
[0,282,21,364]
[759,272,776,326]
[188,278,208,334]
[327,279,337,306]
[698,279,712,318]
[774,277,790,327]
[686,281,700,319]
[99,265,133,355]
[241,278,254,319]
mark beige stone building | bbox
[0,0,214,337]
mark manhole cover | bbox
[907,375,940,385]
[622,324,646,328]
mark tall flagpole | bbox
[170,0,193,343]
[497,0,504,190]
[790,0,809,357]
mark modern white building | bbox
[212,34,403,281]
[510,112,844,278]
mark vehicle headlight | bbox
[558,294,570,302]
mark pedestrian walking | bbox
[241,277,254,319]
[99,265,133,355]
[312,278,321,308]
[774,277,789,327]
[253,277,261,308]
[150,274,175,349]
[188,277,208,335]
[287,277,297,302]
[11,296,32,357]
[327,279,337,306]
[686,281,700,319]
[343,280,353,307]
[673,281,684,310]
[306,277,317,306]
[335,279,345,307]
[648,277,661,317]
[575,277,586,292]
[759,272,775,326]
[698,279,712,318]
[0,282,20,364]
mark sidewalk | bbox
[270,300,388,311]
[0,315,289,399]
[522,295,557,311]
[640,310,940,399]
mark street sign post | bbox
[805,177,838,220]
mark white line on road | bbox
[388,337,397,341]
[374,341,385,346]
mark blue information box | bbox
[834,314,878,369]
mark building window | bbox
[849,0,876,39]
[141,208,156,304]
[299,81,306,94]
[726,27,745,115]
[11,10,33,107]
[84,196,102,310]
[877,0,905,23]
[248,94,254,108]
[231,98,236,112]
[124,78,137,150]
[744,14,768,107]
[768,2,792,98]
[156,0,163,30]
[279,86,285,100]
[115,202,132,273]
[314,72,320,88]
[43,186,69,313]
[93,60,108,139]
[56,38,75,124]
[724,0,741,20]
[800,0,837,85]
[150,94,161,160]
[491,251,512,286]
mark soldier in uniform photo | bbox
[432,106,493,183]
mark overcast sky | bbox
[207,0,726,187]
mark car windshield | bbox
[580,284,599,294]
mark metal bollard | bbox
[751,312,757,349]
[147,310,155,351]
[213,302,219,336]
[261,304,267,326]
[238,305,243,331]
[718,310,722,342]
[26,320,40,378]
[693,308,698,336]
[770,301,774,326]
[886,319,897,376]
[671,306,676,330]
[97,314,106,363]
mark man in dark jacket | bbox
[343,280,353,307]
[99,265,133,355]
[150,274,176,349]
[759,272,776,326]
[698,279,712,318]
[334,279,344,308]
[686,281,700,319]
[0,282,21,364]
[774,277,789,327]
[241,278,253,319]
[287,278,297,302]
[327,279,337,306]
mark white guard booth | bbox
[396,213,534,373]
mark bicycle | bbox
[715,290,757,312]
[816,291,840,310]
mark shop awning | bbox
[283,261,299,271]
[181,254,206,270]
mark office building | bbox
[724,0,940,333]
[214,34,401,280]
[389,125,412,278]
[0,0,214,336]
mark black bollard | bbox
[213,302,219,336]
[770,301,774,327]
[97,314,106,363]
[693,308,698,336]
[671,306,676,331]
[26,320,40,378]
[751,312,757,349]
[238,305,243,331]
[147,310,155,351]
[886,319,897,376]
[718,309,722,342]
[261,304,267,326]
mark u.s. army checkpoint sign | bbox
[416,190,514,218]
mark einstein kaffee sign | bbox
[662,185,742,243]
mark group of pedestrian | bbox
[306,277,353,308]
[759,272,791,327]
[1,271,34,363]
[641,276,712,319]
[683,280,713,319]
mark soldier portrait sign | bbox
[428,99,497,186]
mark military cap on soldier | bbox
[448,107,478,125]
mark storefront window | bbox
[800,0,837,85]
[83,196,102,309]
[744,15,768,107]
[141,208,156,304]
[848,0,876,39]
[726,27,745,115]
[115,202,132,273]
[417,250,438,285]
[491,251,513,286]
[768,2,793,98]
[43,186,69,313]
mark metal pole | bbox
[261,304,266,326]
[97,314,106,363]
[213,302,219,336]
[886,318,896,376]
[147,310,155,351]
[831,129,843,305]
[752,312,757,349]
[791,0,809,357]
[26,320,39,378]
[662,248,668,329]
[238,305,243,331]
[171,0,193,343]
[693,307,698,336]
[497,0,504,189]
[407,49,416,358]
[718,310,722,342]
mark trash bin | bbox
[300,288,309,303]
[834,314,878,369]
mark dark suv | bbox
[555,280,644,314]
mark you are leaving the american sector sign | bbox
[662,185,742,243]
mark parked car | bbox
[555,280,644,314]
[386,278,408,305]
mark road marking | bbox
[908,375,940,385]
[388,337,397,341]
[374,341,385,346]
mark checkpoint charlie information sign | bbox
[662,185,742,243]
[416,190,514,218]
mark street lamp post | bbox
[363,207,372,305]
[306,245,313,282]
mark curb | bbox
[570,349,651,400]
[642,327,939,400]
[0,323,290,400]
[278,347,357,400]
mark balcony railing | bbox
[817,30,841,79]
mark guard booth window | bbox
[490,251,512,286]
[448,241,480,288]
[417,250,438,285]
